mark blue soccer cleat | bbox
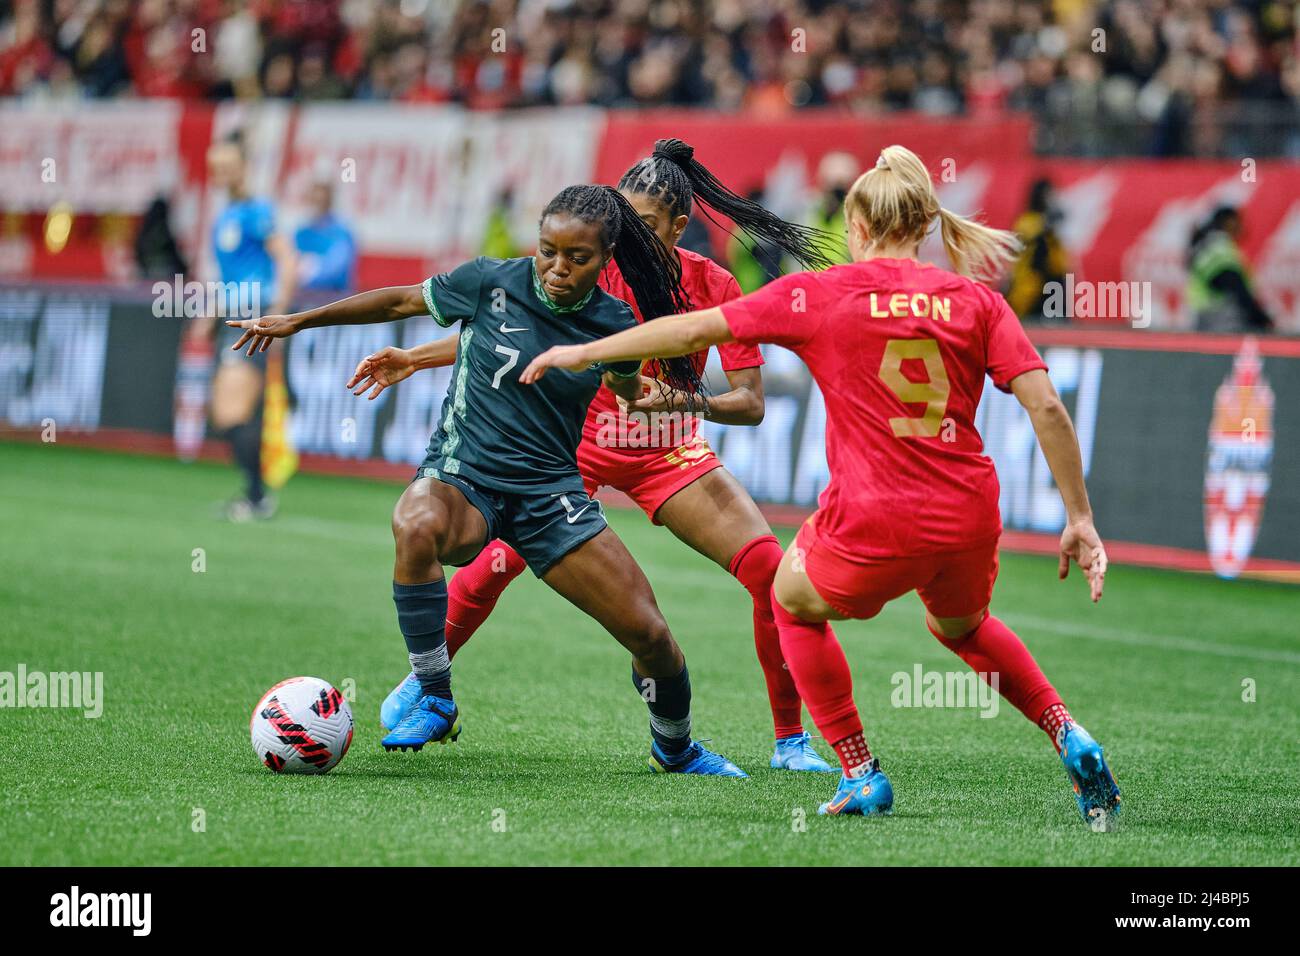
[380,671,421,731]
[649,740,748,777]
[381,694,461,752]
[771,732,837,773]
[818,759,894,816]
[1058,723,1121,831]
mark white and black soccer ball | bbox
[250,677,354,774]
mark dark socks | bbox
[394,579,452,700]
[632,664,692,759]
[227,416,264,504]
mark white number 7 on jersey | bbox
[491,344,520,390]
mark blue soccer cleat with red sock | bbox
[1058,723,1121,830]
[771,732,837,773]
[818,758,894,816]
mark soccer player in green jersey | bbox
[227,185,746,776]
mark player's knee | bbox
[772,576,816,620]
[210,392,251,432]
[624,613,674,660]
[210,367,261,430]
[730,536,781,606]
[927,610,986,641]
[391,503,448,561]
[780,595,822,621]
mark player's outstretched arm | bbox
[346,337,459,400]
[1010,369,1108,602]
[519,307,731,383]
[225,284,427,357]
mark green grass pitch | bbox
[1,441,1296,866]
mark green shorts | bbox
[414,463,608,577]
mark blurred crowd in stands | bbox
[2,0,1298,154]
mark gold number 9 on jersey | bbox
[878,338,950,438]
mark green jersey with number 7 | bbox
[421,256,642,495]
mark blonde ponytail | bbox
[936,206,1022,282]
[844,144,1021,281]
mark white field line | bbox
[641,564,1300,667]
[995,612,1300,666]
[269,516,1300,668]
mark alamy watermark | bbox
[1042,274,1152,328]
[50,886,150,936]
[151,274,262,320]
[0,664,103,718]
[891,665,999,718]
[593,407,703,450]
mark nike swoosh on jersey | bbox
[499,322,529,333]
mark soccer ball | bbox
[250,677,354,774]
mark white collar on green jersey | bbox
[531,265,595,314]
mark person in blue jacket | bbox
[295,179,357,294]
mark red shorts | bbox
[796,515,999,620]
[577,433,724,523]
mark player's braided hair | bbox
[540,184,703,397]
[618,138,839,271]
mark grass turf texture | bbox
[1,441,1297,866]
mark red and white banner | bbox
[1025,159,1300,332]
[0,100,185,214]
[595,110,1032,254]
[594,116,1300,332]
[0,100,213,281]
[3,103,1299,331]
[211,103,605,287]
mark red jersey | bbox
[583,247,763,452]
[721,258,1047,559]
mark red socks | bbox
[770,595,867,775]
[832,733,874,779]
[771,591,1072,775]
[444,540,527,659]
[729,536,804,739]
[928,613,1068,751]
[1037,702,1074,752]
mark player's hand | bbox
[519,345,591,384]
[347,347,415,400]
[621,375,678,414]
[1059,517,1107,603]
[225,314,299,356]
